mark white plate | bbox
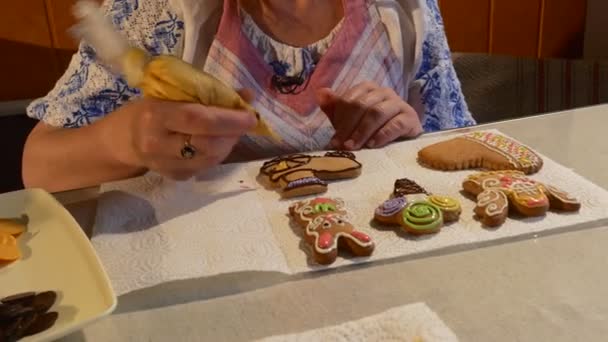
[0,189,116,342]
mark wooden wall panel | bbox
[439,0,587,59]
[45,0,85,79]
[539,0,587,58]
[0,1,58,102]
[45,0,81,50]
[490,0,542,57]
[439,0,490,53]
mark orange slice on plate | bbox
[0,218,26,237]
[0,233,20,261]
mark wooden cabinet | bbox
[439,0,587,58]
[0,0,96,102]
[0,1,61,102]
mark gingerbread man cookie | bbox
[290,198,374,265]
[418,131,543,174]
[463,171,581,227]
[374,178,462,235]
[260,151,362,198]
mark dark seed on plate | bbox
[31,291,57,313]
[1,292,36,306]
[0,304,34,321]
[23,311,58,337]
[7,311,38,340]
[2,315,23,341]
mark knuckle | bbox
[139,107,156,129]
[139,135,159,154]
[369,103,386,118]
[360,81,377,89]
[353,97,368,109]
[376,127,390,140]
[182,109,200,127]
[391,116,410,133]
[381,87,396,97]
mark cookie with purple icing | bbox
[374,197,408,224]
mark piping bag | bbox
[71,0,278,139]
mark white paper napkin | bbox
[92,129,608,295]
[254,303,459,342]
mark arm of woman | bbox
[23,99,255,193]
[22,119,144,193]
[411,0,476,131]
[22,0,254,192]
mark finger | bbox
[330,82,376,129]
[163,104,257,136]
[148,135,239,180]
[332,87,387,149]
[342,81,377,102]
[344,97,402,150]
[367,112,423,148]
[138,129,238,162]
[316,88,339,119]
[188,135,240,166]
[237,88,256,104]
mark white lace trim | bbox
[239,8,344,77]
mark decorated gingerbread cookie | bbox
[463,171,581,227]
[260,151,362,198]
[418,131,543,174]
[290,198,374,265]
[374,178,462,235]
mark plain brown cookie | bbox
[418,131,543,175]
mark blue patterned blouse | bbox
[27,0,476,132]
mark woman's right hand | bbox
[101,98,256,180]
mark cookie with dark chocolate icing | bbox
[260,151,362,198]
[393,178,428,198]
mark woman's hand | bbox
[101,97,256,180]
[317,82,423,150]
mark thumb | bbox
[316,88,339,119]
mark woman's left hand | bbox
[317,82,423,150]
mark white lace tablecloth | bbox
[254,302,458,342]
[92,129,608,295]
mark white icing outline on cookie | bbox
[463,132,542,170]
[477,189,508,217]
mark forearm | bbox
[22,120,145,193]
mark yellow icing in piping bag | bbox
[71,0,278,139]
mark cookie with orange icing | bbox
[418,131,543,174]
[290,198,374,265]
[463,171,581,227]
[0,218,25,263]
